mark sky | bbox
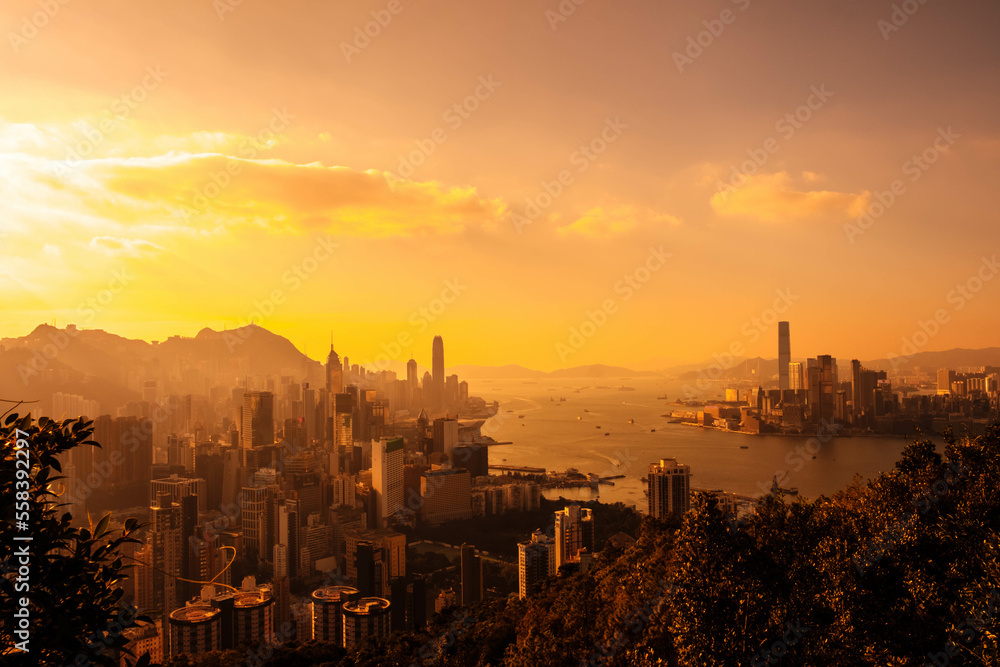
[1,0,998,371]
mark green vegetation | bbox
[0,413,152,667]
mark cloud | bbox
[710,171,869,223]
[556,204,682,238]
[89,236,164,256]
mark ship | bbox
[618,386,636,391]
[657,394,668,400]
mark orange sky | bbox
[1,0,998,370]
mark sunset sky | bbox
[1,0,998,370]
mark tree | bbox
[0,412,154,666]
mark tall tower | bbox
[778,322,790,391]
[327,344,343,395]
[432,336,445,410]
[647,458,691,521]
[406,358,418,408]
[372,437,404,527]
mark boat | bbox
[657,394,668,400]
[518,415,525,418]
[560,397,567,402]
[618,386,636,391]
[650,429,656,432]
[595,425,601,429]
[627,419,635,424]
[583,409,589,413]
[740,445,749,450]
[604,433,610,436]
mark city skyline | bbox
[1,0,999,370]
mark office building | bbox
[420,468,472,524]
[778,322,790,391]
[150,475,207,515]
[241,391,275,450]
[432,336,445,409]
[372,437,405,527]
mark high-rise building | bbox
[778,322,790,391]
[149,496,183,616]
[553,505,595,568]
[327,344,344,395]
[229,578,275,648]
[518,530,556,599]
[168,604,221,658]
[432,336,445,409]
[938,368,956,395]
[342,597,391,650]
[311,586,360,646]
[432,418,458,461]
[647,458,691,521]
[460,543,483,606]
[406,358,418,408]
[788,362,804,391]
[420,468,472,524]
[372,438,405,527]
[241,391,274,450]
[151,475,207,515]
[239,486,275,566]
[808,356,838,422]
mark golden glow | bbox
[1,2,997,370]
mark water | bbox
[472,377,918,508]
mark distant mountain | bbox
[862,347,1000,371]
[0,324,323,418]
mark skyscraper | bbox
[406,358,418,408]
[372,437,405,527]
[647,458,691,521]
[778,322,790,391]
[327,344,343,394]
[432,336,444,409]
[788,362,804,391]
[241,391,274,450]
